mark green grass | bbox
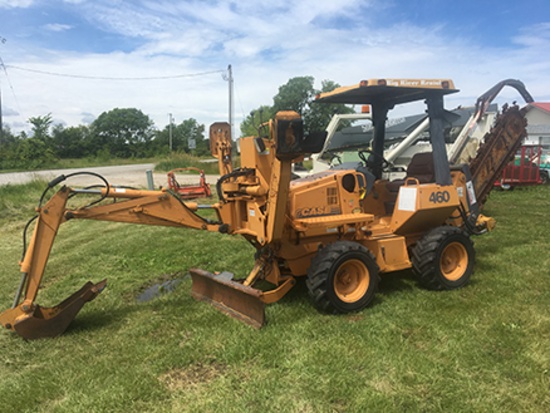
[0,183,548,412]
[0,157,160,173]
[50,157,159,169]
[154,153,221,174]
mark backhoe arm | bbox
[0,185,225,339]
[0,187,107,339]
[1,111,327,339]
[67,187,223,232]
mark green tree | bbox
[239,105,274,138]
[242,76,354,138]
[154,118,206,155]
[272,76,315,116]
[28,113,53,140]
[0,126,20,169]
[0,124,17,146]
[51,124,90,158]
[20,114,58,166]
[305,79,355,133]
[90,108,155,158]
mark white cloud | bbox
[3,107,19,116]
[2,0,549,136]
[81,112,96,124]
[43,23,73,32]
[0,0,33,8]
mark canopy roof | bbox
[316,78,459,106]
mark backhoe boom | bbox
[0,185,225,339]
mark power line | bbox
[5,65,226,81]
[0,57,22,113]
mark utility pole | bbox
[168,113,173,151]
[0,36,5,140]
[0,80,3,140]
[223,64,234,139]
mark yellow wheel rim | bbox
[333,259,370,303]
[440,242,468,281]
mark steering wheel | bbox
[358,149,391,170]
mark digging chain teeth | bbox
[469,105,528,206]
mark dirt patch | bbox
[346,314,365,323]
[159,361,226,391]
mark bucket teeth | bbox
[190,269,266,329]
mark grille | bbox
[327,187,338,205]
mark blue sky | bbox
[1,0,549,134]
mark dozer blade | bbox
[190,269,266,329]
[1,279,107,340]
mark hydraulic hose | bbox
[216,168,255,202]
[38,171,110,208]
[26,171,111,260]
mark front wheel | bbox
[540,171,549,185]
[411,226,475,290]
[306,241,379,313]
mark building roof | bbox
[530,103,550,114]
[322,104,498,154]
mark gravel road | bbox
[0,164,219,189]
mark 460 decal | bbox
[429,190,450,204]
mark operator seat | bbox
[386,152,435,193]
[384,152,435,214]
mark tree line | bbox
[0,108,208,170]
[0,76,354,170]
[240,76,354,137]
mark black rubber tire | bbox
[499,182,514,191]
[411,226,475,291]
[306,241,379,313]
[540,171,549,185]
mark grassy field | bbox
[0,157,160,173]
[0,182,548,412]
[0,153,220,174]
[153,152,221,174]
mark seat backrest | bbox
[407,152,435,183]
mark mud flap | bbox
[1,279,107,340]
[190,269,266,329]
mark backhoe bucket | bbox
[190,269,266,329]
[0,279,107,340]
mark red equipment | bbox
[167,167,212,199]
[494,145,543,190]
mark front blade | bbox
[4,279,107,340]
[190,269,266,329]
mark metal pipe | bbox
[146,170,154,190]
[71,188,103,195]
[386,117,430,162]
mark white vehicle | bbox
[307,106,497,180]
[305,79,533,180]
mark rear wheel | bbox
[499,180,513,191]
[306,241,379,313]
[412,226,475,290]
[540,171,549,185]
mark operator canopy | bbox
[315,78,459,106]
[316,78,459,185]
